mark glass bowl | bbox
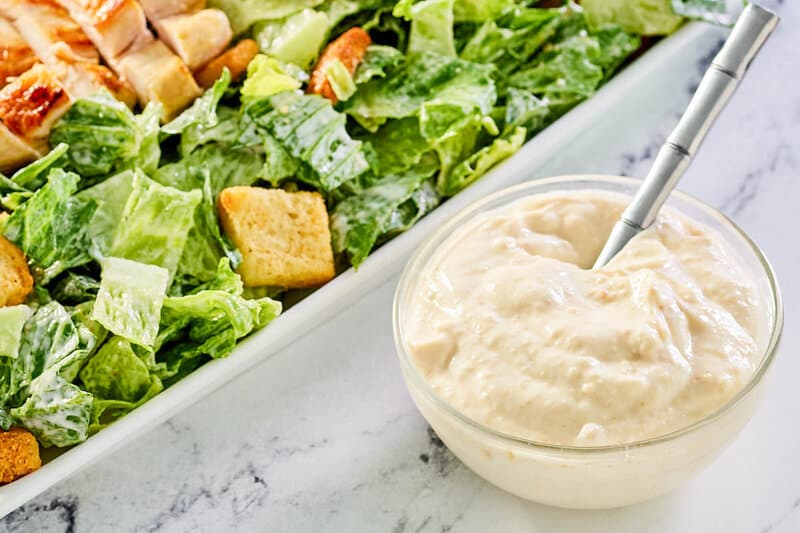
[393,175,783,509]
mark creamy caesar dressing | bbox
[406,191,764,446]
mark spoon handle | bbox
[593,4,779,269]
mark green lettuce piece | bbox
[175,175,242,288]
[132,103,163,175]
[241,56,302,100]
[0,305,32,359]
[399,0,456,57]
[11,369,93,448]
[364,117,433,175]
[248,91,369,191]
[0,302,94,406]
[163,70,232,157]
[208,0,325,34]
[91,257,169,348]
[78,169,138,254]
[330,162,439,267]
[107,174,202,280]
[3,170,96,284]
[262,132,300,185]
[354,45,404,85]
[582,0,683,35]
[345,51,496,132]
[453,0,514,22]
[10,143,69,191]
[79,336,156,403]
[458,7,563,78]
[88,376,162,433]
[255,9,331,68]
[325,59,358,102]
[50,93,162,177]
[155,259,281,383]
[440,126,525,195]
[503,87,549,135]
[154,144,265,197]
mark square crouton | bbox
[0,233,33,307]
[218,187,335,289]
[0,427,41,485]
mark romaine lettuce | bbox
[3,170,97,284]
[91,257,169,348]
[0,305,32,359]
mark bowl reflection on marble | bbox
[392,175,783,509]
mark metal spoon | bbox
[593,4,780,269]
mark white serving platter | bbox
[0,22,723,517]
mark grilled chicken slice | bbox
[1,0,136,106]
[137,0,203,20]
[56,0,149,60]
[0,63,71,152]
[115,37,200,120]
[155,9,232,71]
[0,18,37,87]
[0,121,40,173]
[1,0,97,63]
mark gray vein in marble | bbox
[720,142,795,217]
[761,497,800,533]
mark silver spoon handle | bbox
[593,4,779,269]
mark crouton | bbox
[195,38,258,89]
[0,427,41,485]
[0,233,33,307]
[308,27,371,104]
[218,187,335,289]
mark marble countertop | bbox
[3,2,797,532]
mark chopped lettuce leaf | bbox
[401,0,457,57]
[154,144,265,197]
[0,306,32,359]
[255,9,331,68]
[453,0,514,22]
[51,273,100,306]
[107,173,202,280]
[241,56,302,100]
[331,162,439,267]
[345,51,496,132]
[325,59,358,102]
[175,176,242,288]
[80,337,157,403]
[50,92,161,177]
[248,91,369,191]
[10,144,69,191]
[440,126,525,195]
[133,103,164,176]
[208,0,325,34]
[3,170,96,284]
[155,259,281,383]
[11,369,93,447]
[582,0,683,35]
[79,169,138,255]
[91,258,169,348]
[163,70,232,157]
[364,117,434,175]
[354,45,404,85]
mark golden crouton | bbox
[218,187,335,289]
[0,427,41,485]
[195,38,258,89]
[308,27,372,104]
[0,233,33,307]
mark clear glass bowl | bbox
[393,175,783,509]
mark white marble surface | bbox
[3,2,798,531]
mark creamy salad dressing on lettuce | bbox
[406,191,763,446]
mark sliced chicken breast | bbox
[0,18,37,87]
[1,0,98,64]
[0,63,71,151]
[56,0,149,59]
[0,121,40,173]
[115,37,200,120]
[138,0,204,20]
[155,9,232,71]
